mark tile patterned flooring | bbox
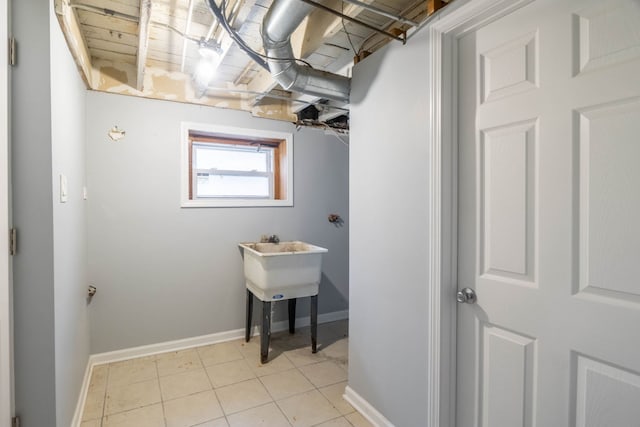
[81,320,372,427]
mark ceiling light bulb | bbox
[198,46,220,62]
[198,40,221,62]
[194,59,216,87]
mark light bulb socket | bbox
[198,39,222,60]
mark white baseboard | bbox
[344,385,394,427]
[89,309,348,365]
[72,310,348,426]
[70,360,93,427]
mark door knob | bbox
[456,288,477,304]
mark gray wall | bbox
[11,0,57,425]
[349,28,432,425]
[86,92,349,353]
[50,6,90,427]
[12,1,90,425]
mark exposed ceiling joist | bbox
[55,0,445,129]
[246,68,278,103]
[427,0,445,15]
[357,0,431,53]
[205,0,258,90]
[136,0,152,90]
[318,101,349,121]
[180,0,196,73]
[294,0,376,60]
[54,0,94,87]
[289,94,323,113]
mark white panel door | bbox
[0,0,11,424]
[456,0,640,426]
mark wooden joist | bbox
[54,0,94,88]
[427,0,444,15]
[293,0,377,60]
[136,0,152,91]
[246,68,278,104]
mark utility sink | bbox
[240,241,328,363]
[239,241,328,301]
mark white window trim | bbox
[180,122,294,207]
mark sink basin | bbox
[239,241,328,301]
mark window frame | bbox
[181,122,293,207]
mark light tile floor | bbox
[81,320,372,427]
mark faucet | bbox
[260,234,280,243]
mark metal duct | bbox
[261,0,351,103]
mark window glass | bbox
[192,143,273,199]
[194,144,270,172]
[196,174,270,198]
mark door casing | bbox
[0,0,13,423]
[422,0,534,425]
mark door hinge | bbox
[12,415,20,427]
[9,37,16,66]
[9,228,16,256]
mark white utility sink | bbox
[239,241,328,301]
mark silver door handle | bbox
[456,288,477,304]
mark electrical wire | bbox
[358,32,378,54]
[70,4,205,46]
[326,126,350,147]
[207,0,316,70]
[220,0,315,68]
[341,2,358,54]
[297,119,350,137]
[206,0,269,69]
[321,122,349,148]
[152,21,201,44]
[70,3,137,21]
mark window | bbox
[181,122,293,207]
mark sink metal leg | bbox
[310,295,318,353]
[261,301,271,363]
[288,298,296,334]
[245,289,253,342]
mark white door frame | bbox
[0,0,12,424]
[423,0,534,425]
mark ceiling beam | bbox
[136,0,152,91]
[289,93,349,120]
[427,0,444,15]
[318,102,349,121]
[54,0,94,88]
[246,68,278,103]
[200,0,258,95]
[289,94,322,113]
[359,0,430,53]
[292,0,377,60]
[180,0,196,73]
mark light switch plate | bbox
[60,174,68,203]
